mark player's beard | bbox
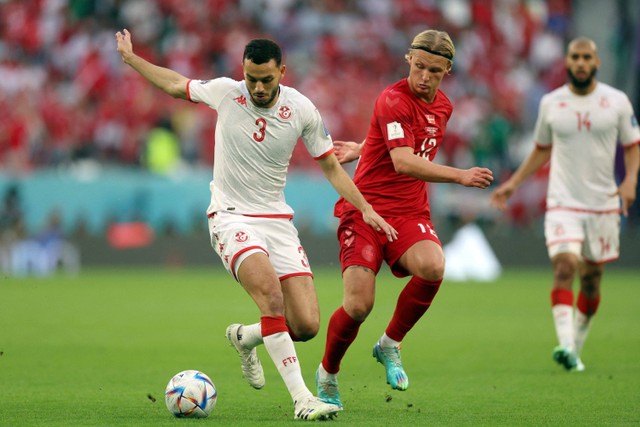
[567,67,597,90]
[251,87,279,107]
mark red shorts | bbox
[337,211,441,278]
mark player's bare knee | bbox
[344,301,373,322]
[553,265,575,284]
[552,255,577,284]
[415,260,445,281]
[292,323,319,342]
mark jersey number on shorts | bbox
[418,222,437,237]
[298,246,309,268]
[253,118,267,142]
[599,237,611,256]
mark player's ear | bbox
[280,64,286,78]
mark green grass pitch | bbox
[1,267,638,426]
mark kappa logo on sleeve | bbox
[387,121,405,140]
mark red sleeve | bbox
[373,89,416,151]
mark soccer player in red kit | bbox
[315,30,494,408]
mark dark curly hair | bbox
[243,39,282,66]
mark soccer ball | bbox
[165,370,217,418]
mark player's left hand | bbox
[613,179,637,217]
[333,140,363,164]
[490,183,514,211]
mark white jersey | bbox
[187,77,333,216]
[533,82,640,212]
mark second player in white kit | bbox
[491,37,640,372]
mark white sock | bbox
[238,323,264,349]
[378,332,401,349]
[318,363,337,380]
[552,304,575,351]
[263,331,312,403]
[574,310,592,356]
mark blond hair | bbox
[406,30,455,64]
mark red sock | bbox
[550,289,573,307]
[576,291,600,316]
[386,277,441,342]
[322,306,362,374]
[261,315,288,337]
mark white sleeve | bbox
[186,77,237,109]
[532,94,552,146]
[300,102,333,159]
[617,94,640,146]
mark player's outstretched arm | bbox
[115,29,190,100]
[389,146,493,188]
[333,140,364,164]
[490,145,551,211]
[318,153,398,241]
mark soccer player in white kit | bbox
[491,37,640,372]
[116,31,397,420]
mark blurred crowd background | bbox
[1,0,639,274]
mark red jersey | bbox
[335,78,453,219]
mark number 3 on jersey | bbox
[253,118,267,142]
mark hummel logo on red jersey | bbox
[386,96,399,107]
[234,95,247,106]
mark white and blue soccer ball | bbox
[165,370,217,418]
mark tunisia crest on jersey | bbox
[278,105,292,119]
[234,231,249,242]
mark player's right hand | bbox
[115,28,133,61]
[460,167,493,189]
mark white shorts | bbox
[544,209,620,264]
[208,211,312,281]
